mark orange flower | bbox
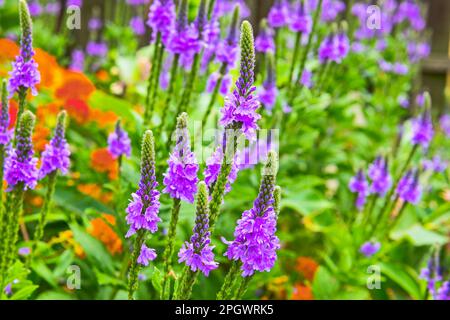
[65,98,90,124]
[55,70,96,101]
[0,38,19,63]
[88,214,122,255]
[90,148,118,180]
[7,100,18,129]
[34,48,64,89]
[36,103,62,122]
[33,125,51,152]
[77,183,113,204]
[49,230,86,259]
[95,69,110,82]
[291,283,314,300]
[295,257,319,281]
[89,109,118,128]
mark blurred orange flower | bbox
[95,69,110,82]
[77,183,113,204]
[0,38,19,64]
[65,98,90,124]
[33,125,51,152]
[90,148,118,180]
[7,100,18,129]
[49,230,85,259]
[89,109,118,128]
[55,70,96,101]
[295,257,319,281]
[34,48,63,89]
[291,283,314,300]
[88,214,122,255]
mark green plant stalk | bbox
[13,88,27,143]
[201,63,228,129]
[287,32,302,92]
[159,54,180,132]
[167,53,201,145]
[0,145,5,222]
[174,266,199,300]
[127,230,146,300]
[161,198,181,300]
[232,276,251,300]
[216,261,241,300]
[292,0,323,99]
[144,32,163,127]
[28,171,57,263]
[0,183,25,290]
[369,145,418,237]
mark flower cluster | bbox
[318,31,350,64]
[107,120,131,159]
[204,146,239,195]
[411,110,434,149]
[396,169,422,205]
[348,169,369,210]
[367,156,391,196]
[147,0,175,43]
[255,20,275,54]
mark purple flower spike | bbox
[204,146,239,195]
[396,170,422,205]
[86,41,108,58]
[348,169,369,210]
[125,131,161,238]
[360,241,381,258]
[268,0,289,28]
[163,113,199,203]
[300,69,313,88]
[368,156,391,196]
[411,109,434,149]
[5,111,38,191]
[437,282,450,300]
[130,16,146,36]
[137,244,157,266]
[39,111,71,179]
[69,49,84,72]
[290,1,312,34]
[147,0,176,43]
[255,20,275,54]
[178,182,218,276]
[225,152,280,277]
[321,0,346,22]
[107,120,131,159]
[0,81,12,145]
[220,21,261,141]
[259,57,278,112]
[439,114,450,138]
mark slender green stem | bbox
[174,267,199,300]
[13,88,27,144]
[127,230,145,300]
[159,54,180,132]
[161,198,181,300]
[287,32,302,91]
[217,261,240,300]
[144,33,163,127]
[232,276,251,300]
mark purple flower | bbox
[395,0,425,31]
[396,170,422,205]
[18,247,31,256]
[39,111,70,179]
[368,156,391,196]
[137,244,157,266]
[69,49,84,72]
[86,41,108,58]
[107,121,131,159]
[359,241,381,257]
[420,251,443,299]
[439,114,450,137]
[4,283,12,296]
[130,16,145,35]
[67,0,82,6]
[125,131,161,238]
[321,0,346,22]
[88,18,102,31]
[268,0,289,28]
[379,59,393,72]
[408,41,431,62]
[398,96,410,109]
[437,282,450,300]
[392,62,409,75]
[215,41,239,67]
[147,0,175,43]
[4,112,38,191]
[163,113,199,203]
[220,74,232,96]
[300,69,313,88]
[214,0,250,18]
[348,169,369,210]
[318,35,337,64]
[204,146,239,195]
[289,1,312,34]
[127,0,149,5]
[178,182,218,276]
[259,59,277,112]
[28,1,42,17]
[220,22,261,141]
[411,110,434,149]
[46,2,61,15]
[225,152,279,277]
[423,155,447,173]
[255,22,275,54]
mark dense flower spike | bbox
[204,145,239,195]
[420,249,443,299]
[125,130,161,238]
[290,0,312,34]
[411,110,434,149]
[360,241,381,258]
[255,19,275,54]
[220,21,261,141]
[178,181,218,276]
[396,169,422,205]
[321,0,345,22]
[8,0,41,98]
[225,151,280,277]
[39,110,71,179]
[107,120,131,159]
[4,111,38,190]
[147,0,176,43]
[348,169,369,210]
[163,113,199,203]
[130,16,146,36]
[0,80,11,145]
[69,49,85,72]
[86,41,108,58]
[267,0,288,28]
[368,156,391,196]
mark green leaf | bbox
[312,266,340,299]
[391,224,448,246]
[283,189,333,216]
[150,266,163,295]
[31,260,59,289]
[94,268,126,288]
[88,90,137,122]
[36,291,76,300]
[379,262,422,300]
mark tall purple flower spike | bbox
[348,169,369,210]
[204,145,239,195]
[108,120,131,159]
[163,113,199,203]
[396,169,422,205]
[39,111,71,179]
[267,0,288,28]
[147,0,176,43]
[225,151,280,277]
[368,156,391,196]
[178,182,218,276]
[411,109,434,149]
[220,21,261,142]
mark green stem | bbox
[144,33,163,127]
[174,267,198,300]
[13,88,27,144]
[161,198,181,300]
[216,261,240,300]
[159,54,180,132]
[287,32,302,91]
[232,276,251,300]
[127,230,145,300]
